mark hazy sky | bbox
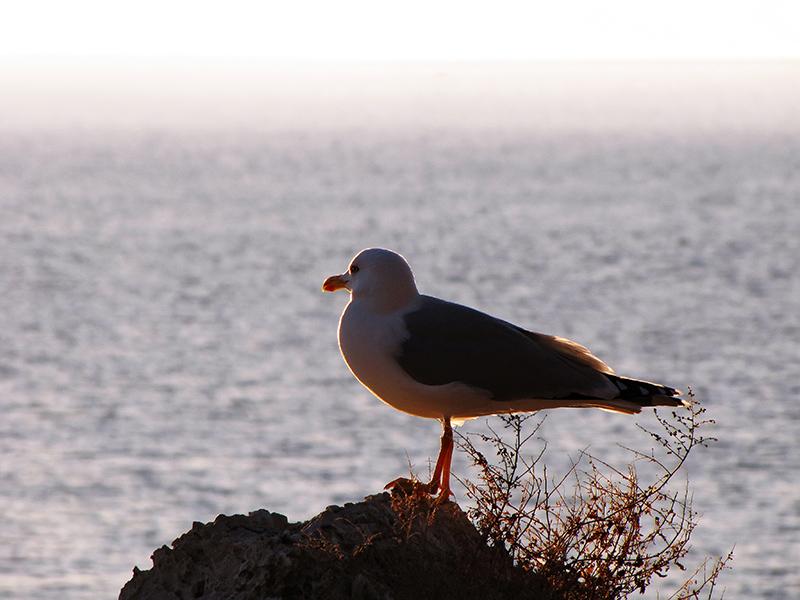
[1,0,798,60]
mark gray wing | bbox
[396,296,619,402]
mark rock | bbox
[119,492,550,600]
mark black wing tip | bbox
[648,393,690,408]
[608,375,689,408]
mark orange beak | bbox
[322,274,349,292]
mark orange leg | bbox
[385,417,454,500]
[429,417,454,499]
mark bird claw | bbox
[384,477,452,503]
[385,477,434,495]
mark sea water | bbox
[0,60,799,598]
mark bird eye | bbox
[350,264,359,274]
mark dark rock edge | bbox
[119,492,551,600]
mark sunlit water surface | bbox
[1,61,799,598]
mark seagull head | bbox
[323,248,419,312]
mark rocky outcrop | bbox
[119,492,549,600]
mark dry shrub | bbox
[456,391,732,600]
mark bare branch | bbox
[455,392,729,599]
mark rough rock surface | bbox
[119,492,549,600]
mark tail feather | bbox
[534,374,687,415]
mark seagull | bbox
[323,248,686,500]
